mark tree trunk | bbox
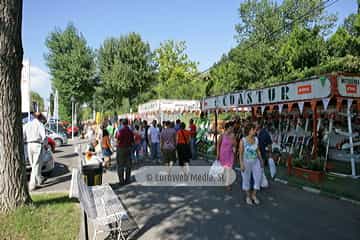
[0,0,31,212]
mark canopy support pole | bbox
[312,101,318,160]
[299,118,309,157]
[347,99,356,177]
[324,116,334,171]
[214,109,218,156]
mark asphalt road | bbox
[33,140,360,240]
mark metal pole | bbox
[347,99,356,177]
[214,109,218,156]
[72,101,74,140]
[312,104,318,160]
[324,117,333,171]
[28,59,31,122]
[299,118,309,157]
[75,103,77,126]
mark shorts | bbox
[162,149,176,164]
[102,148,112,157]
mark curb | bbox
[30,190,69,195]
[274,177,360,206]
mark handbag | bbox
[261,171,269,188]
[268,157,277,178]
[209,160,224,179]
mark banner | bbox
[138,99,200,114]
[202,77,331,110]
[21,60,31,113]
[54,90,59,120]
[337,76,360,98]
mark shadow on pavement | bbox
[33,195,77,206]
[58,153,78,159]
[40,162,71,188]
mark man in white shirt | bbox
[148,120,160,162]
[23,112,47,191]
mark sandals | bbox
[246,197,253,205]
[252,196,260,205]
[246,196,260,205]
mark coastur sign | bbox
[202,77,331,110]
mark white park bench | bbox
[70,168,138,240]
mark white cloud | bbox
[29,65,51,102]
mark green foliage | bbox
[45,23,96,120]
[209,0,358,94]
[293,157,324,171]
[279,26,328,73]
[153,40,206,99]
[79,106,92,121]
[97,33,155,108]
[30,91,44,112]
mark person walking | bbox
[256,121,273,166]
[142,120,149,157]
[160,121,177,168]
[239,123,264,205]
[189,119,197,160]
[132,125,142,164]
[148,120,160,163]
[176,122,191,173]
[23,112,47,191]
[217,122,236,191]
[175,119,181,132]
[101,129,113,169]
[116,119,134,185]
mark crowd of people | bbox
[83,115,275,205]
[84,118,198,184]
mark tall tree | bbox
[153,40,205,99]
[31,91,45,112]
[45,23,96,120]
[0,0,31,212]
[97,33,155,108]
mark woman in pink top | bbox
[217,121,236,191]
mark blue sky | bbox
[22,0,358,100]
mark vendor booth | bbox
[202,73,360,178]
[138,99,201,122]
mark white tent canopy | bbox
[138,99,201,122]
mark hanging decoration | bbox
[278,104,284,113]
[298,102,304,114]
[261,105,266,115]
[322,98,331,111]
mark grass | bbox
[272,165,360,201]
[0,193,80,240]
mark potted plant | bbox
[291,156,325,183]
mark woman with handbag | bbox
[239,123,264,205]
[217,121,236,191]
[176,122,191,173]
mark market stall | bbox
[138,99,201,122]
[202,73,360,178]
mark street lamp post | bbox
[71,96,75,140]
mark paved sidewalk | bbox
[80,159,360,240]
